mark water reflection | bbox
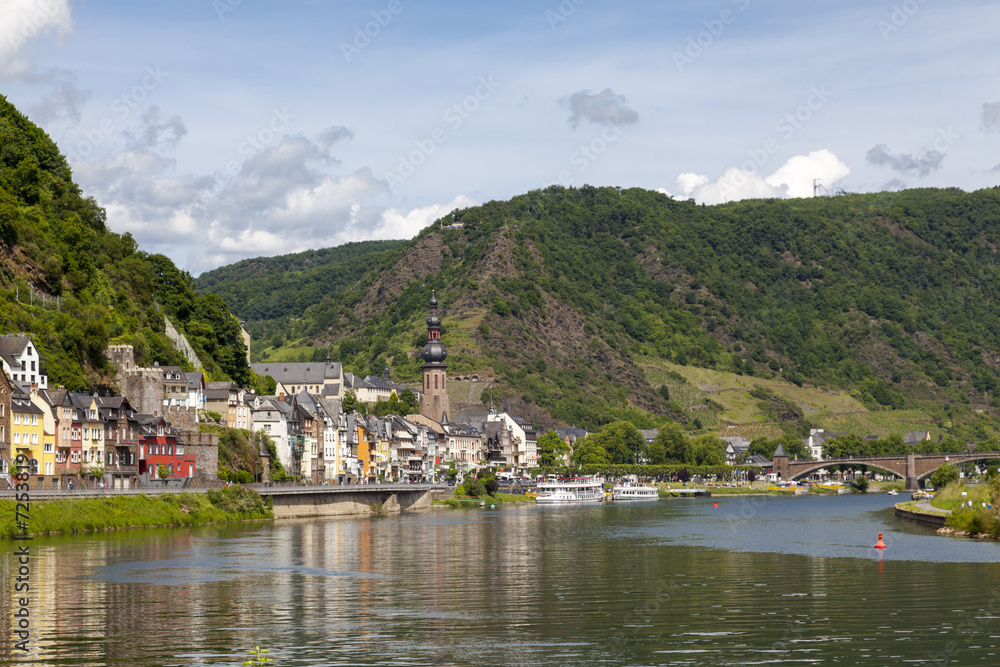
[2,496,1000,665]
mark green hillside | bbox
[0,95,250,389]
[196,240,407,334]
[199,182,1000,439]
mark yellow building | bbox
[30,386,57,488]
[11,387,48,484]
[73,393,105,476]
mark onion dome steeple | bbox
[421,291,447,366]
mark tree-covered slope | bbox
[195,240,407,330]
[201,183,1000,434]
[0,94,250,389]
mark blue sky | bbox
[2,0,999,274]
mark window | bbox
[44,443,52,453]
[13,433,20,444]
[31,433,38,445]
[31,414,38,426]
[157,425,164,436]
[13,413,20,425]
[176,443,184,455]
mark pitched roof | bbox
[0,334,31,363]
[773,443,787,457]
[251,361,342,385]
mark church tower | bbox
[419,292,450,422]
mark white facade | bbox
[250,398,292,470]
[0,335,47,389]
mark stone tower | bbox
[419,292,450,422]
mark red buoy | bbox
[875,532,887,549]
[713,500,719,508]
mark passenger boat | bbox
[611,483,659,501]
[534,477,605,504]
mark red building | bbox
[137,415,196,480]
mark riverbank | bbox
[0,487,273,538]
[433,492,534,508]
[894,479,1000,538]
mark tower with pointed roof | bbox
[419,292,450,422]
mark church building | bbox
[419,293,450,422]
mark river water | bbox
[3,494,1000,666]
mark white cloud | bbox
[674,173,709,197]
[0,0,73,79]
[667,150,850,205]
[765,150,850,198]
[75,110,474,274]
[564,88,639,128]
[375,195,478,240]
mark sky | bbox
[2,0,999,276]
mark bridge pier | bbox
[905,454,919,492]
[262,484,443,520]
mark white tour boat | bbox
[611,483,659,501]
[534,477,605,504]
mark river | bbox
[3,493,1000,666]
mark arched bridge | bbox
[772,451,1000,491]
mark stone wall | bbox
[163,318,204,369]
[159,404,198,432]
[118,369,163,415]
[183,430,219,483]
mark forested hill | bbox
[196,240,407,323]
[201,183,1000,435]
[0,95,250,389]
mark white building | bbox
[249,396,293,471]
[0,334,48,389]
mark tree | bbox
[343,391,359,413]
[157,464,170,480]
[250,372,277,396]
[929,463,959,490]
[537,430,570,467]
[653,421,690,464]
[399,388,419,414]
[595,421,646,465]
[690,435,725,466]
[571,437,609,466]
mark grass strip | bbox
[1,487,273,538]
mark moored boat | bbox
[534,477,604,504]
[611,483,659,501]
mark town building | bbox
[0,334,48,389]
[251,357,343,398]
